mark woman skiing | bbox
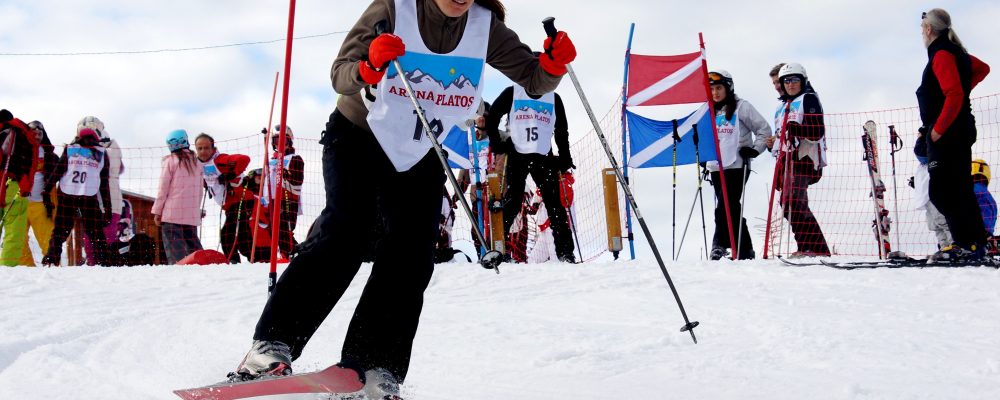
[705,70,771,260]
[231,0,576,398]
[17,121,59,266]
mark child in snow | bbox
[152,129,204,264]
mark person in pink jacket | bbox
[152,129,204,264]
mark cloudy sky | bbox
[2,0,998,259]
[3,0,998,147]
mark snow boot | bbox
[228,340,293,382]
[709,246,727,261]
[363,368,403,400]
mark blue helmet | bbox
[167,129,190,152]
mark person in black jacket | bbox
[766,63,830,257]
[917,8,991,262]
[485,84,576,263]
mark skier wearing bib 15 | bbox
[263,125,304,258]
[766,62,831,257]
[230,0,576,398]
[705,70,771,260]
[40,127,111,266]
[917,8,991,262]
[486,83,576,263]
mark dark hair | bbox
[769,63,785,77]
[172,148,198,174]
[717,91,738,121]
[194,133,215,147]
[475,0,506,21]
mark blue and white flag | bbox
[441,125,473,169]
[626,103,716,168]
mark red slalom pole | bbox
[252,71,280,264]
[698,33,737,260]
[268,0,296,295]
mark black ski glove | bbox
[556,155,575,172]
[738,147,760,159]
[218,172,237,186]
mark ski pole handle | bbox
[542,17,557,59]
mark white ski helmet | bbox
[708,69,734,90]
[778,63,808,81]
[273,125,294,139]
[77,116,107,140]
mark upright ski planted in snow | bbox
[861,121,891,258]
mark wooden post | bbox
[602,168,623,253]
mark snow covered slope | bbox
[2,261,999,399]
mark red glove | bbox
[359,33,406,85]
[540,31,576,76]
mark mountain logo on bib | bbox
[386,51,484,110]
[513,99,554,116]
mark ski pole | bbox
[251,71,279,264]
[671,119,680,261]
[888,125,904,258]
[376,21,502,272]
[692,125,709,260]
[736,157,750,259]
[675,182,701,259]
[543,17,699,343]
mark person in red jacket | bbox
[917,8,991,262]
[263,126,304,258]
[195,133,252,263]
[0,109,41,266]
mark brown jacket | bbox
[332,0,562,132]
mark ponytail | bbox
[475,0,505,21]
[924,8,966,52]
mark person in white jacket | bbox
[706,70,772,260]
[77,116,125,265]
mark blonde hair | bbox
[923,8,966,52]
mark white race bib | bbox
[507,86,556,155]
[366,0,490,172]
[59,145,105,197]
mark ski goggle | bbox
[921,11,927,20]
[708,72,726,82]
[167,137,188,147]
[782,76,802,84]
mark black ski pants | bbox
[47,193,110,265]
[779,171,830,255]
[501,152,574,260]
[927,132,987,249]
[254,110,443,382]
[710,167,753,258]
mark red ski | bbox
[174,365,364,400]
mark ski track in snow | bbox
[1,260,999,399]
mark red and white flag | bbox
[626,51,706,107]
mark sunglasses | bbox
[782,76,802,84]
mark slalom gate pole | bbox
[543,17,699,343]
[471,128,487,258]
[251,71,280,264]
[269,0,296,295]
[621,23,637,261]
[376,21,502,272]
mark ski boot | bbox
[558,253,577,264]
[709,246,727,261]
[228,340,293,382]
[928,244,984,265]
[363,368,403,400]
[41,254,60,267]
